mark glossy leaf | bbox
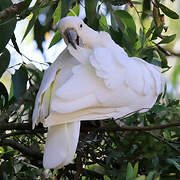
[0,82,8,108]
[146,171,157,180]
[53,0,62,25]
[61,0,70,18]
[126,163,134,180]
[146,21,155,38]
[141,0,151,19]
[99,14,109,32]
[151,24,163,40]
[159,3,179,19]
[67,3,79,16]
[48,31,62,49]
[11,33,21,54]
[34,19,45,52]
[0,48,10,78]
[113,10,137,44]
[167,158,180,171]
[22,8,40,41]
[157,49,168,68]
[0,0,16,53]
[113,10,136,33]
[23,0,32,9]
[158,34,176,44]
[85,0,99,30]
[9,80,14,100]
[133,162,139,178]
[12,66,28,99]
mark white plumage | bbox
[32,16,164,169]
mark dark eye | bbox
[80,24,83,28]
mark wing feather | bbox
[89,47,164,96]
[32,49,79,128]
[89,47,126,89]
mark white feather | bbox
[32,16,164,169]
[43,121,80,169]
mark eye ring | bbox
[80,24,83,28]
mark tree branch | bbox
[0,121,180,133]
[0,139,43,159]
[0,2,24,19]
[0,122,32,130]
[0,129,47,139]
[100,122,180,131]
[0,0,57,19]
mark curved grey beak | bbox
[64,28,77,49]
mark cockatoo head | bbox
[58,16,98,49]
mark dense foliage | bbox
[0,0,180,179]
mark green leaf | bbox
[99,14,109,32]
[126,163,134,180]
[0,0,16,53]
[9,80,14,100]
[0,0,11,9]
[25,64,43,84]
[17,0,32,12]
[167,158,180,171]
[113,10,136,33]
[48,31,62,49]
[0,82,8,108]
[159,3,179,19]
[163,129,171,140]
[67,3,79,16]
[141,0,151,19]
[157,49,168,68]
[0,48,10,78]
[12,66,28,99]
[11,33,21,54]
[104,175,111,180]
[113,10,137,44]
[146,21,155,38]
[23,0,33,9]
[85,0,99,30]
[22,7,40,41]
[146,171,157,180]
[151,24,163,40]
[34,19,45,52]
[158,34,176,44]
[100,14,108,27]
[133,162,139,178]
[139,28,145,48]
[53,0,62,25]
[61,0,70,18]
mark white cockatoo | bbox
[32,16,164,169]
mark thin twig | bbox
[8,43,49,66]
[114,107,150,121]
[146,131,180,152]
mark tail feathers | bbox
[43,121,80,169]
